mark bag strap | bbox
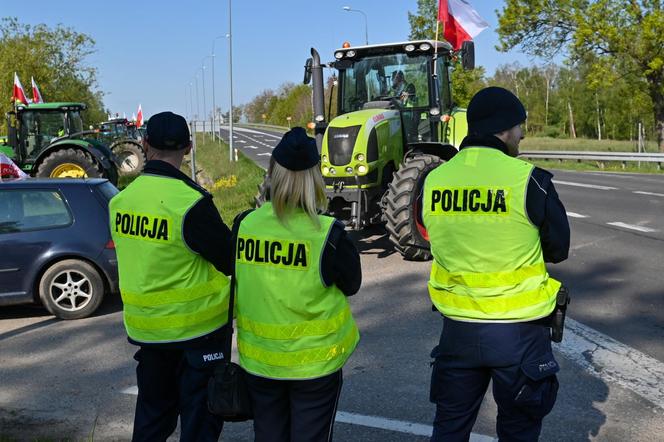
[223,208,254,361]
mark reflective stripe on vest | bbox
[423,148,560,322]
[110,174,230,343]
[235,203,359,380]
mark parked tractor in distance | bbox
[294,40,473,260]
[0,103,118,184]
[97,118,145,175]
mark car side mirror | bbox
[461,41,475,70]
[303,58,313,85]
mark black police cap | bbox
[145,111,190,150]
[467,87,527,136]
[272,127,320,171]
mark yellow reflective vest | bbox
[109,174,230,343]
[422,147,560,322]
[235,203,359,379]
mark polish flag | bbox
[31,77,44,103]
[12,73,29,105]
[438,0,488,50]
[136,104,144,128]
[0,153,28,180]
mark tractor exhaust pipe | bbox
[309,47,327,151]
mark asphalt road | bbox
[1,130,663,440]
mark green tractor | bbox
[302,40,473,260]
[0,102,118,184]
[97,118,146,175]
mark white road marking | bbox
[221,126,282,139]
[235,139,246,143]
[553,180,617,190]
[257,153,272,156]
[245,145,258,149]
[634,190,664,197]
[567,212,588,218]
[335,412,495,441]
[117,390,495,441]
[606,222,657,233]
[558,318,664,409]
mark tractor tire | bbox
[104,161,119,186]
[383,154,443,261]
[111,141,145,175]
[36,148,104,180]
[254,173,270,208]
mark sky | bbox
[3,0,545,121]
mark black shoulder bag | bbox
[207,210,253,421]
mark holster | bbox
[550,285,570,343]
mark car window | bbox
[0,189,72,233]
[96,181,119,201]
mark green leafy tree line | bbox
[243,82,314,128]
[0,17,106,134]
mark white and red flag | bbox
[31,77,44,103]
[12,73,29,105]
[438,0,488,50]
[136,104,144,128]
[0,153,28,180]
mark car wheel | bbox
[39,259,105,320]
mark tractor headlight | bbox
[357,165,367,174]
[322,154,328,162]
[405,44,415,52]
[345,166,354,174]
[322,166,330,175]
[335,51,344,59]
[419,43,431,51]
[429,107,440,116]
[355,153,365,162]
[346,50,356,57]
[329,167,336,175]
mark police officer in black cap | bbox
[233,127,361,442]
[419,87,570,441]
[110,111,233,441]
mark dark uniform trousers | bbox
[132,343,225,442]
[245,369,343,442]
[430,318,559,442]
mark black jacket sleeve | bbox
[182,195,233,275]
[526,168,570,263]
[321,221,362,296]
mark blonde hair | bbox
[269,159,327,228]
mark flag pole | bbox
[434,4,441,78]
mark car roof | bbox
[0,178,109,187]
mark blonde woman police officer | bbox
[234,127,361,442]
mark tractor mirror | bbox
[461,41,475,70]
[303,58,313,85]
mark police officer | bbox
[234,127,361,442]
[421,87,570,441]
[110,111,232,441]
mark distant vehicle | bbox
[0,178,119,319]
[0,102,119,184]
[97,118,145,175]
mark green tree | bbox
[408,0,487,107]
[0,17,106,130]
[496,0,664,150]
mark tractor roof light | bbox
[335,51,344,59]
[405,44,416,52]
[429,107,440,116]
[346,50,356,57]
[315,115,325,122]
[419,43,432,51]
[441,114,452,123]
[342,41,351,48]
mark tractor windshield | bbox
[339,53,436,143]
[20,111,67,158]
[68,111,84,134]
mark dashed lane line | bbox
[634,190,664,197]
[257,153,271,157]
[245,145,258,149]
[606,222,657,233]
[553,180,617,190]
[567,212,588,218]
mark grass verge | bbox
[190,133,265,222]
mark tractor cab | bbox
[96,118,145,175]
[296,40,475,260]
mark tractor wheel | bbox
[254,173,270,208]
[36,148,104,180]
[111,141,145,175]
[104,161,119,186]
[383,154,443,261]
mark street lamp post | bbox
[212,35,227,143]
[202,55,214,135]
[193,75,200,120]
[189,82,195,121]
[343,6,368,45]
[228,0,235,162]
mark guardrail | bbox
[519,150,664,169]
